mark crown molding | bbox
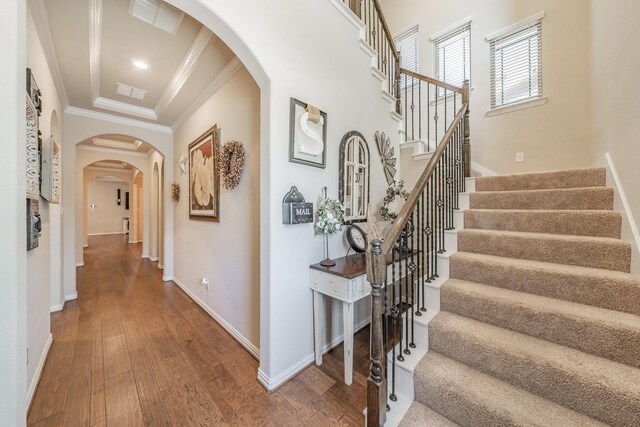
[171,57,244,131]
[78,144,149,158]
[28,0,70,109]
[92,137,143,151]
[89,0,103,102]
[65,106,172,134]
[155,26,213,116]
[93,97,158,121]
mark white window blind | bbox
[395,25,419,74]
[489,18,543,108]
[433,22,471,90]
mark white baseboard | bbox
[50,303,64,313]
[605,153,640,276]
[471,161,498,177]
[162,275,173,282]
[87,232,122,236]
[83,244,88,248]
[149,257,159,262]
[142,254,149,259]
[158,264,164,269]
[172,277,260,360]
[27,333,53,411]
[257,318,370,391]
[65,291,78,302]
[76,262,84,267]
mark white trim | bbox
[64,106,172,134]
[65,291,78,301]
[149,256,159,262]
[155,27,213,115]
[393,20,421,40]
[429,15,473,41]
[78,145,150,158]
[485,11,545,42]
[256,317,370,391]
[158,264,164,269]
[92,137,143,151]
[89,0,103,102]
[76,262,84,267]
[142,254,149,259]
[172,277,260,359]
[28,0,70,108]
[358,39,376,58]
[605,153,640,276]
[171,57,244,131]
[27,334,53,411]
[93,97,158,121]
[486,97,548,117]
[83,244,89,248]
[50,303,64,313]
[88,232,122,236]
[162,275,172,281]
[327,0,365,31]
[471,161,498,177]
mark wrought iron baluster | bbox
[416,195,422,317]
[410,76,415,141]
[418,80,422,140]
[389,245,397,401]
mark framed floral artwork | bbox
[188,125,220,221]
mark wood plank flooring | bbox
[27,235,369,426]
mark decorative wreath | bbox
[316,195,345,235]
[379,180,410,222]
[219,140,246,190]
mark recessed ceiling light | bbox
[132,60,148,70]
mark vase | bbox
[320,233,336,267]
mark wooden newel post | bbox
[366,238,387,427]
[462,80,471,178]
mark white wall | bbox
[589,0,640,275]
[173,67,261,353]
[87,180,130,235]
[26,4,64,407]
[0,0,27,423]
[380,0,594,175]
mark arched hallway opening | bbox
[28,234,368,425]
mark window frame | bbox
[431,19,472,91]
[338,131,370,223]
[394,24,420,87]
[487,12,545,110]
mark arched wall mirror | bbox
[339,131,370,222]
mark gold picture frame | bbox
[188,125,220,221]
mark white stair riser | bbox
[444,231,457,252]
[458,193,470,210]
[454,210,464,229]
[465,177,476,193]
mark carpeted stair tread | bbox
[475,168,606,192]
[463,209,621,238]
[429,312,640,426]
[469,187,613,210]
[457,229,631,272]
[413,352,607,427]
[440,279,640,368]
[449,252,640,316]
[399,401,458,427]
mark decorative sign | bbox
[282,186,313,224]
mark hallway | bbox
[27,235,368,426]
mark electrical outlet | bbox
[516,152,524,162]
[201,277,209,289]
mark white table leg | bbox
[343,301,354,385]
[313,290,323,365]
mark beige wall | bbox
[381,0,593,174]
[86,179,130,235]
[173,67,261,352]
[589,0,640,274]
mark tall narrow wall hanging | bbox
[188,125,220,221]
[289,98,327,168]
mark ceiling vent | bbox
[116,83,148,100]
[129,0,185,35]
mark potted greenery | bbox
[316,187,345,266]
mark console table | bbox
[310,251,416,385]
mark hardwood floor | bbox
[28,235,369,426]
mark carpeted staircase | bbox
[400,168,640,427]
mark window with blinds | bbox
[394,26,419,86]
[489,18,543,108]
[433,22,471,90]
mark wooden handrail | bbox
[399,68,464,93]
[381,103,468,255]
[372,0,400,61]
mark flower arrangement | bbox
[379,180,410,222]
[219,140,245,190]
[316,192,345,235]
